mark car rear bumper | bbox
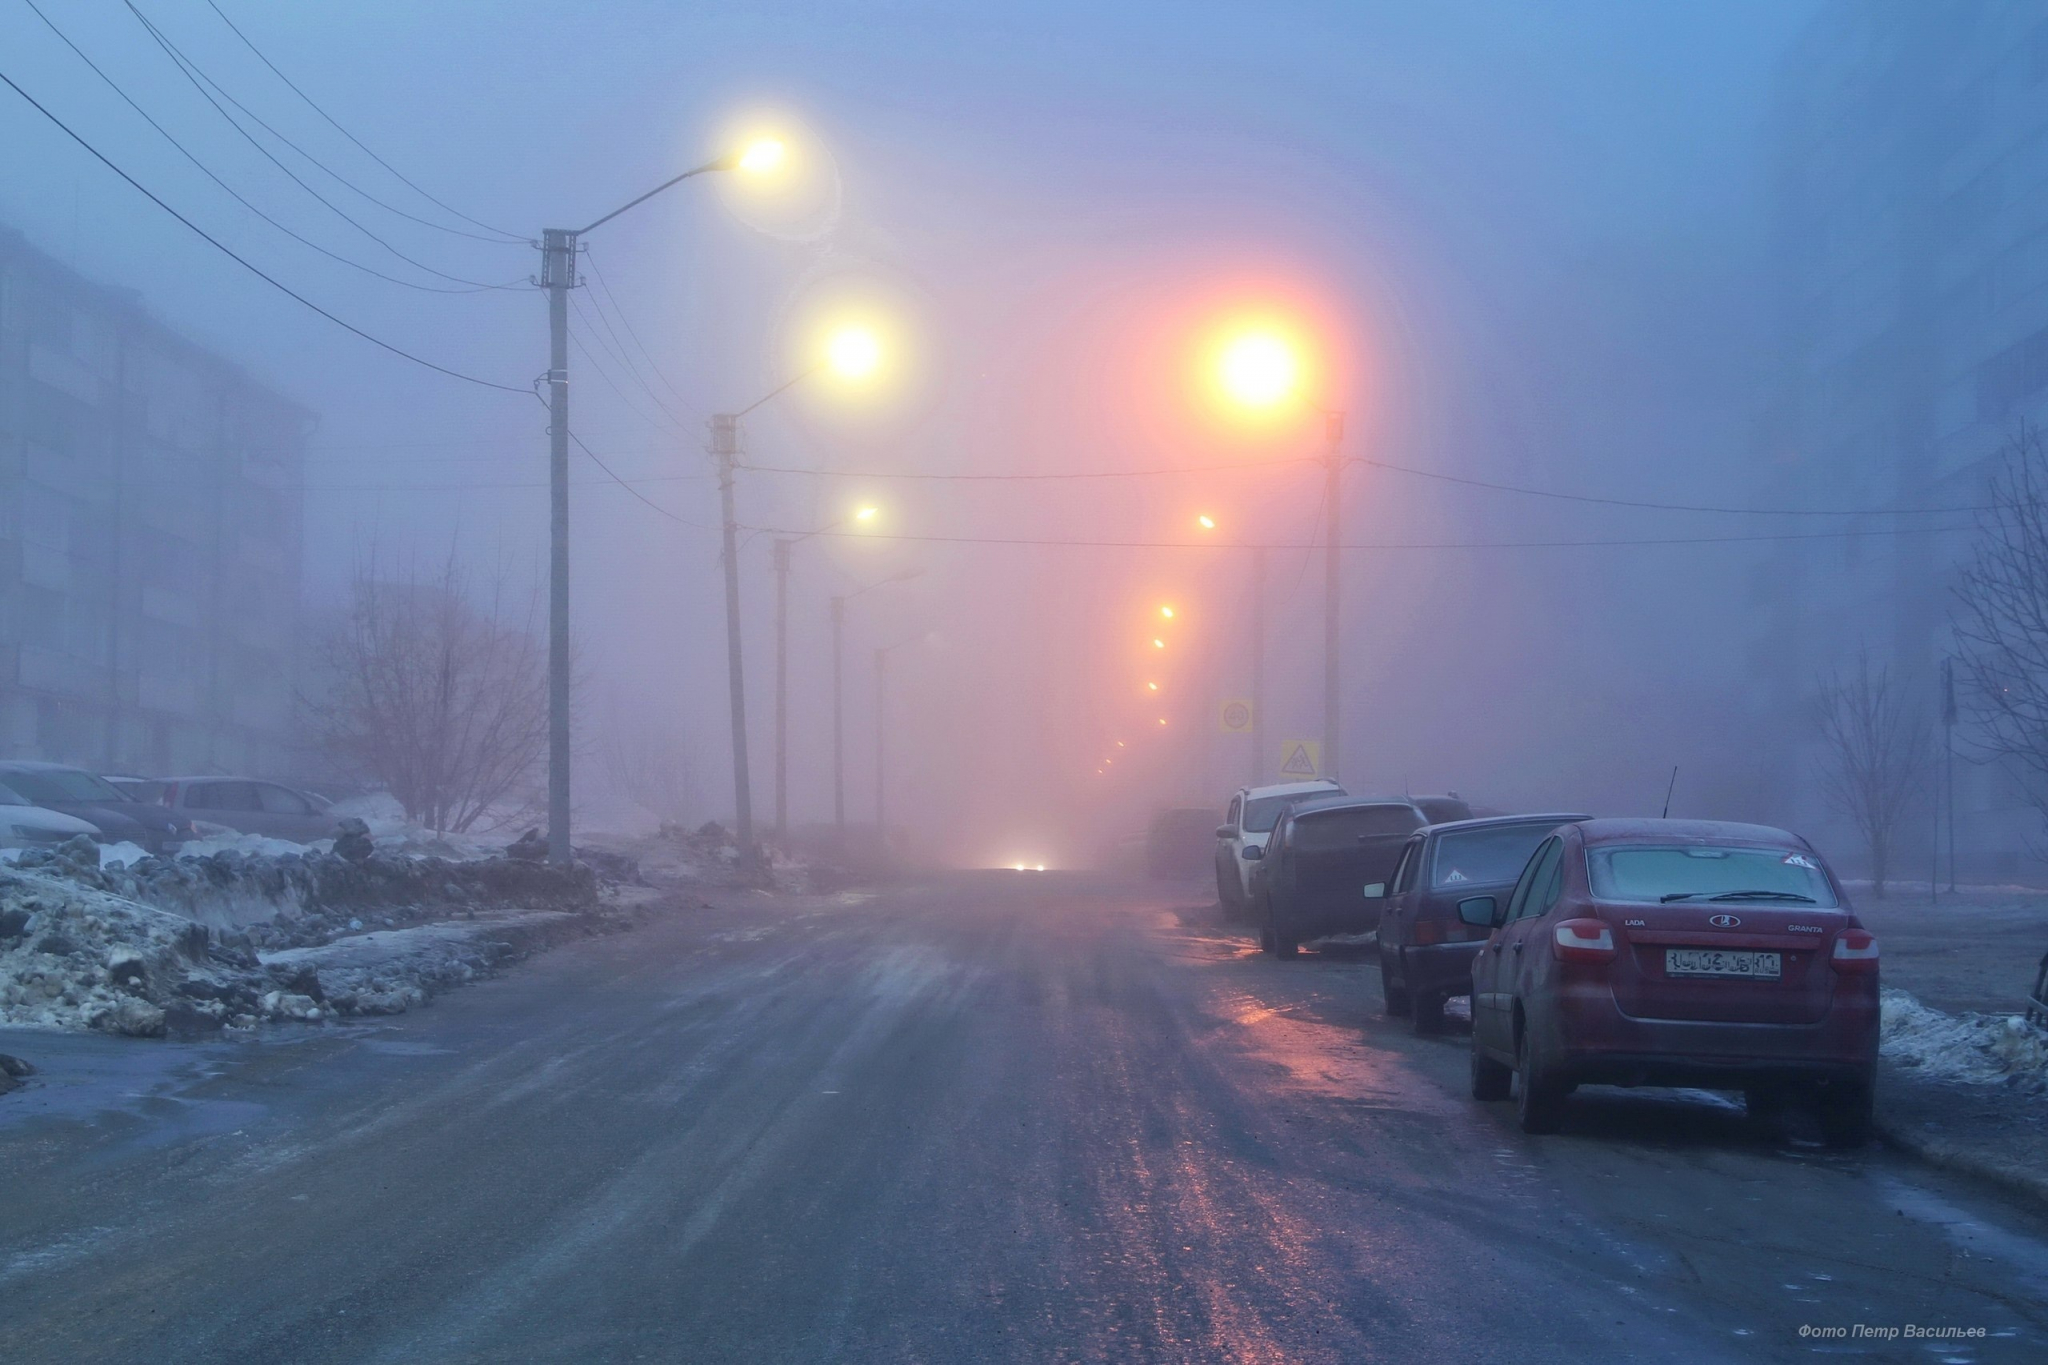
[1533,982,1879,1084]
[1399,941,1484,997]
[1274,900,1380,941]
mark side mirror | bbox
[1215,824,1235,840]
[1361,882,1386,899]
[1457,895,1500,928]
[1242,845,1264,861]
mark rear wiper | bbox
[1659,892,1706,902]
[1706,890,1816,904]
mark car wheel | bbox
[1471,1035,1511,1101]
[1813,1073,1874,1149]
[1514,1030,1568,1134]
[1411,990,1445,1035]
[1379,955,1411,1016]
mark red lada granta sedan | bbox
[1465,818,1879,1144]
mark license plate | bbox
[1666,948,1781,979]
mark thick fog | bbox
[2,0,1854,868]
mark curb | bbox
[1875,1113,2048,1214]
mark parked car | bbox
[159,777,338,843]
[1247,796,1425,956]
[0,761,187,854]
[1213,779,1344,917]
[0,781,106,849]
[1147,806,1221,880]
[1466,818,1879,1145]
[1376,813,1591,1033]
[102,774,167,805]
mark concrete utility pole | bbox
[541,228,576,865]
[831,595,846,837]
[773,538,793,842]
[711,413,756,866]
[874,645,888,842]
[1251,544,1266,786]
[1322,409,1344,785]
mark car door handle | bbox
[1511,942,1523,953]
[1490,943,1502,954]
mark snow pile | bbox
[617,822,812,891]
[0,856,245,1036]
[172,831,325,861]
[1881,988,2048,1092]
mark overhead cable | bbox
[0,65,527,392]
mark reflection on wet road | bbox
[1,873,2043,1363]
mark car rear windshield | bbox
[1,769,122,804]
[1431,823,1556,889]
[1291,805,1421,850]
[1586,845,1839,907]
[1245,794,1316,832]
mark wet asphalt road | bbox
[3,872,2046,1364]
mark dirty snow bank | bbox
[1881,988,2048,1092]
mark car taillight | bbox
[1552,917,1616,964]
[1831,929,1878,975]
[1412,919,1446,946]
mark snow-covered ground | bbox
[1881,988,2048,1092]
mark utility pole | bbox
[831,595,846,838]
[711,414,756,867]
[874,645,888,845]
[773,538,793,842]
[1943,655,1957,893]
[1322,409,1344,784]
[1250,545,1266,786]
[541,228,576,865]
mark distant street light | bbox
[772,500,886,842]
[713,320,889,868]
[535,136,786,865]
[1197,514,1217,530]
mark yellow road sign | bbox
[1278,739,1322,779]
[1219,698,1254,733]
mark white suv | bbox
[1212,780,1344,915]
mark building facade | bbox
[1757,0,2048,877]
[0,225,309,778]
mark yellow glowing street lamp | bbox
[1159,605,1175,620]
[826,324,884,381]
[736,137,788,175]
[1197,514,1217,530]
[1215,329,1304,410]
[1152,638,1166,649]
[1146,682,1159,692]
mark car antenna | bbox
[1660,765,1679,819]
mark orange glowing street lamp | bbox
[1202,315,1346,784]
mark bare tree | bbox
[309,551,547,834]
[1954,427,2048,848]
[1813,653,1928,898]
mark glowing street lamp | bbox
[1197,514,1217,530]
[736,137,788,175]
[1159,605,1175,619]
[1152,638,1166,649]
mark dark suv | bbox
[1247,796,1424,956]
[1376,814,1589,1032]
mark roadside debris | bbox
[1881,988,2048,1092]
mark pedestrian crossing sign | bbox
[1278,740,1321,779]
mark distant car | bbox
[1409,794,1474,825]
[158,777,338,844]
[1146,807,1220,880]
[0,781,105,849]
[1212,779,1345,917]
[1466,818,1879,1145]
[1376,814,1591,1033]
[0,761,186,854]
[102,774,167,805]
[1246,796,1425,956]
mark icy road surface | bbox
[2,873,2045,1363]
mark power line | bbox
[521,390,700,524]
[200,0,524,243]
[19,0,510,296]
[738,455,1313,481]
[582,247,700,419]
[0,64,527,393]
[569,295,688,429]
[735,522,1977,552]
[122,0,519,289]
[568,323,687,433]
[1358,457,1989,517]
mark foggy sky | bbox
[0,0,1817,863]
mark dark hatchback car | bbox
[0,761,187,854]
[1466,818,1880,1144]
[1247,796,1425,956]
[1376,813,1590,1033]
[159,777,338,844]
